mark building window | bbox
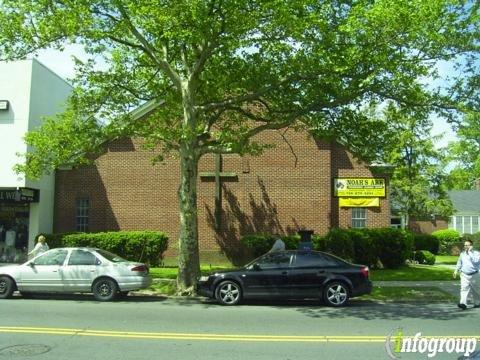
[390,217,403,229]
[473,216,479,234]
[352,208,366,228]
[450,215,480,234]
[76,198,89,232]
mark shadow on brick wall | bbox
[205,177,300,266]
[54,165,120,232]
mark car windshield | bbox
[95,249,127,263]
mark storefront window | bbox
[0,203,29,263]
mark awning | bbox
[0,188,39,203]
[339,197,380,207]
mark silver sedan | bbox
[0,247,152,301]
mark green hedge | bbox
[463,232,480,247]
[367,228,413,269]
[348,229,378,267]
[321,228,355,262]
[38,231,168,266]
[241,234,300,258]
[241,234,276,258]
[431,229,461,255]
[414,250,436,265]
[241,228,413,269]
[412,233,439,255]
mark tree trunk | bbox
[176,79,200,294]
[176,148,201,293]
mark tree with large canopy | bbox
[446,112,480,190]
[379,104,453,226]
[0,0,478,292]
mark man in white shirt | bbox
[453,240,480,310]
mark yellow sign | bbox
[334,178,385,197]
[339,197,380,207]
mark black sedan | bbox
[196,250,372,306]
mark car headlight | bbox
[199,275,210,282]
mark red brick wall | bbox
[409,217,449,234]
[54,130,390,261]
[331,142,391,229]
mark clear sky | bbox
[33,46,458,148]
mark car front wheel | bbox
[92,278,118,301]
[323,282,349,307]
[0,276,15,299]
[215,280,242,305]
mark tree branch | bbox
[189,1,226,87]
[106,35,144,51]
[113,0,182,89]
[279,128,298,168]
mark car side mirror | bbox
[253,263,261,271]
[28,262,35,267]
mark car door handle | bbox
[282,271,288,275]
[317,270,325,274]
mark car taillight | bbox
[360,266,369,278]
[131,265,148,273]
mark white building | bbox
[0,59,71,262]
[448,189,480,234]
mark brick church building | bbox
[53,129,391,262]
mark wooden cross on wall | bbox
[199,154,237,229]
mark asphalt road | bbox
[1,294,479,360]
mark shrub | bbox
[240,234,301,259]
[312,234,326,251]
[36,232,78,248]
[281,235,301,250]
[321,228,355,262]
[242,228,414,269]
[414,250,436,265]
[412,232,440,255]
[432,229,461,255]
[349,229,377,267]
[463,232,480,248]
[41,231,168,266]
[368,228,414,269]
[240,234,275,258]
[432,229,461,242]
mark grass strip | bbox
[361,286,456,303]
[370,265,455,281]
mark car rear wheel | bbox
[323,281,349,307]
[0,276,15,299]
[92,278,118,301]
[215,280,242,305]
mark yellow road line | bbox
[0,327,478,343]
